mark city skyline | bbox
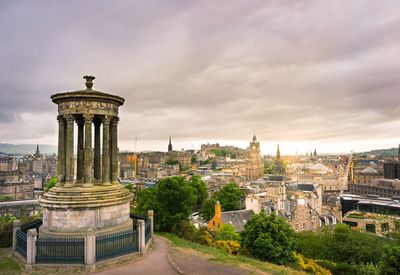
[0,1,399,154]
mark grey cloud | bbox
[0,0,399,153]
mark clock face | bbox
[252,146,255,150]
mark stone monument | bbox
[39,76,133,238]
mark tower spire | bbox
[35,143,40,156]
[168,136,173,152]
[276,143,281,160]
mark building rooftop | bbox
[220,209,254,232]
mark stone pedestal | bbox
[39,185,132,238]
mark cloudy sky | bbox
[0,0,399,155]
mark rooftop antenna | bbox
[134,134,137,153]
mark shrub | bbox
[294,252,332,275]
[214,240,241,254]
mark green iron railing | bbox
[16,229,27,259]
[96,230,138,262]
[21,219,42,233]
[36,237,84,264]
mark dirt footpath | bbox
[96,236,259,275]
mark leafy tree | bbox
[201,182,244,221]
[215,183,244,211]
[134,188,157,215]
[379,245,400,275]
[201,197,217,221]
[215,224,238,241]
[165,159,179,165]
[45,176,58,192]
[155,176,197,231]
[241,212,297,265]
[189,175,208,212]
[296,223,393,272]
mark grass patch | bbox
[158,232,304,275]
[0,256,21,274]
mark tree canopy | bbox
[241,211,297,265]
[201,182,244,220]
[134,176,207,232]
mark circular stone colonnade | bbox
[39,76,132,238]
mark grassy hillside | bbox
[159,232,305,275]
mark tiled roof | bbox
[220,209,254,232]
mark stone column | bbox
[84,228,96,268]
[137,219,145,253]
[83,114,94,188]
[77,118,84,181]
[56,116,65,186]
[64,115,75,187]
[26,228,37,266]
[94,119,101,182]
[147,210,154,238]
[102,115,111,185]
[111,117,119,184]
[12,219,20,252]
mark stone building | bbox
[0,156,17,172]
[246,182,328,232]
[0,181,34,200]
[246,135,264,180]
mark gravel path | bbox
[96,236,250,275]
[96,236,178,275]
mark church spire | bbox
[252,134,257,142]
[276,143,281,160]
[168,136,173,152]
[35,144,40,156]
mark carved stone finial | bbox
[83,75,95,89]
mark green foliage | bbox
[45,176,58,192]
[134,176,197,232]
[200,182,244,221]
[241,212,297,265]
[0,196,14,202]
[171,220,202,243]
[156,177,197,231]
[379,245,400,275]
[214,240,241,254]
[165,159,179,165]
[134,188,157,215]
[124,183,134,193]
[215,224,239,241]
[264,160,277,174]
[0,215,15,247]
[189,175,208,212]
[356,263,379,275]
[294,252,332,275]
[201,197,217,221]
[215,183,245,211]
[0,214,41,247]
[297,223,391,267]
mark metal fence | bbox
[96,230,138,262]
[16,229,27,259]
[21,219,42,233]
[36,237,85,264]
[145,219,151,244]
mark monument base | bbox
[38,184,133,238]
